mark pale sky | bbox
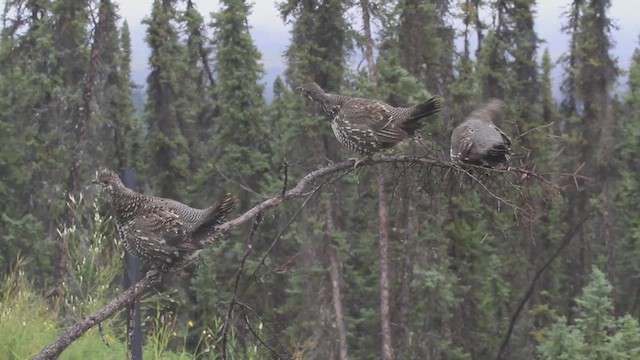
[116,1,639,95]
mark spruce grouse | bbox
[450,98,512,168]
[95,170,235,271]
[298,82,442,156]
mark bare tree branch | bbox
[32,271,161,360]
[34,155,567,359]
[495,208,594,360]
[239,304,288,359]
[221,213,263,360]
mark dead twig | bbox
[34,155,566,359]
[512,121,556,142]
[282,159,289,197]
[221,213,263,360]
[32,271,161,360]
[495,209,594,360]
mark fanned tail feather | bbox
[194,194,236,237]
[401,96,442,134]
[487,144,511,157]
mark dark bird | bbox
[298,82,442,157]
[95,170,235,271]
[450,98,512,168]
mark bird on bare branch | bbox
[450,98,512,168]
[298,82,441,163]
[94,169,235,271]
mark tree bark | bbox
[358,3,392,357]
[396,196,415,359]
[325,198,349,360]
[359,0,377,86]
[35,156,547,359]
[377,166,394,360]
[33,271,160,360]
[57,1,106,286]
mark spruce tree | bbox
[203,0,269,203]
[93,5,142,170]
[614,38,640,315]
[559,0,619,295]
[396,0,454,95]
[190,0,272,354]
[537,268,640,359]
[142,0,192,199]
[0,1,56,279]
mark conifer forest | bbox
[2,0,640,359]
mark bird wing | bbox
[496,125,512,147]
[129,206,203,252]
[192,195,236,240]
[358,102,410,143]
[155,197,204,232]
[450,123,475,162]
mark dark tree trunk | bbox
[377,167,393,360]
[360,0,377,86]
[325,198,349,360]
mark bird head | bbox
[93,169,123,194]
[296,82,326,102]
[476,98,504,124]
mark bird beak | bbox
[295,86,303,91]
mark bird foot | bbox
[147,269,162,281]
[350,156,370,169]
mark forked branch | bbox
[33,155,563,359]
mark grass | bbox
[0,196,247,359]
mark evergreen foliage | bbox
[1,0,640,358]
[538,267,640,359]
[142,0,193,200]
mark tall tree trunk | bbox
[57,1,104,285]
[396,195,415,359]
[359,1,393,357]
[377,168,393,360]
[359,0,377,86]
[473,0,484,57]
[325,198,349,360]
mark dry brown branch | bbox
[495,208,594,360]
[252,181,327,281]
[32,271,161,360]
[238,303,287,358]
[512,121,556,142]
[221,214,263,360]
[33,155,567,359]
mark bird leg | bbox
[351,156,371,169]
[412,135,431,155]
[146,269,162,282]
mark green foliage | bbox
[94,10,143,171]
[0,256,224,359]
[142,0,194,200]
[537,267,640,359]
[58,194,122,316]
[0,269,127,359]
[2,0,640,359]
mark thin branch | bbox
[239,304,288,359]
[32,271,161,360]
[253,168,343,281]
[281,159,288,197]
[221,213,263,360]
[495,208,594,360]
[34,155,567,359]
[214,164,268,199]
[512,121,555,142]
[253,191,316,280]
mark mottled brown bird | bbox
[95,170,235,271]
[450,98,512,168]
[298,82,442,156]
